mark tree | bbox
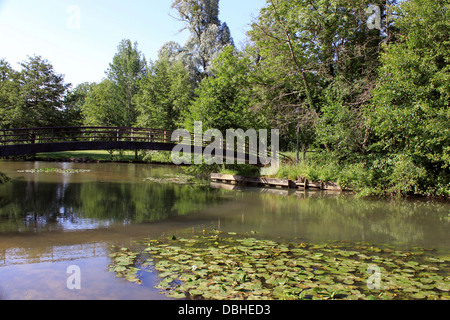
[136,53,193,130]
[171,0,234,82]
[2,56,70,128]
[158,41,185,63]
[184,46,264,133]
[368,0,450,196]
[63,82,94,127]
[0,59,20,129]
[249,0,322,131]
[82,80,124,127]
[106,39,147,127]
[248,0,389,156]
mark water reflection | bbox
[0,162,449,249]
[206,186,450,250]
[0,175,226,233]
[1,243,106,266]
[0,161,449,300]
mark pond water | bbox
[0,160,449,300]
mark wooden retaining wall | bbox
[210,182,343,197]
[210,173,345,192]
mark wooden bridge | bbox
[0,126,272,165]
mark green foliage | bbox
[170,0,234,80]
[183,162,222,179]
[82,39,147,128]
[82,80,124,127]
[273,153,375,194]
[35,150,138,162]
[387,154,428,196]
[107,39,147,127]
[248,0,448,197]
[136,56,193,130]
[142,151,174,164]
[0,56,70,128]
[63,82,94,127]
[0,59,20,128]
[315,100,368,162]
[218,164,261,177]
[368,0,450,196]
[184,46,265,132]
[273,155,337,182]
[336,163,373,194]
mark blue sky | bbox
[0,0,266,86]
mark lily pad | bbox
[436,282,450,292]
[107,230,450,300]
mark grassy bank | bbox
[211,151,449,199]
[31,150,174,164]
[173,152,370,194]
[35,150,134,162]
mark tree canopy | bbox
[0,56,70,129]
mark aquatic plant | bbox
[108,247,142,284]
[17,168,91,174]
[108,231,450,300]
[144,174,208,186]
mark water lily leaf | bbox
[419,278,434,284]
[170,292,187,299]
[426,257,445,263]
[114,266,127,272]
[411,292,428,299]
[189,289,204,296]
[343,279,355,285]
[311,253,324,260]
[402,268,416,273]
[436,282,450,292]
[114,232,450,300]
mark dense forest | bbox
[0,0,449,197]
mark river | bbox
[0,160,449,300]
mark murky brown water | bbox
[0,160,449,300]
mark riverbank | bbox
[8,150,177,166]
[214,156,449,200]
[5,150,448,199]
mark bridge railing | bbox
[0,127,179,145]
[0,126,284,164]
[0,127,257,149]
